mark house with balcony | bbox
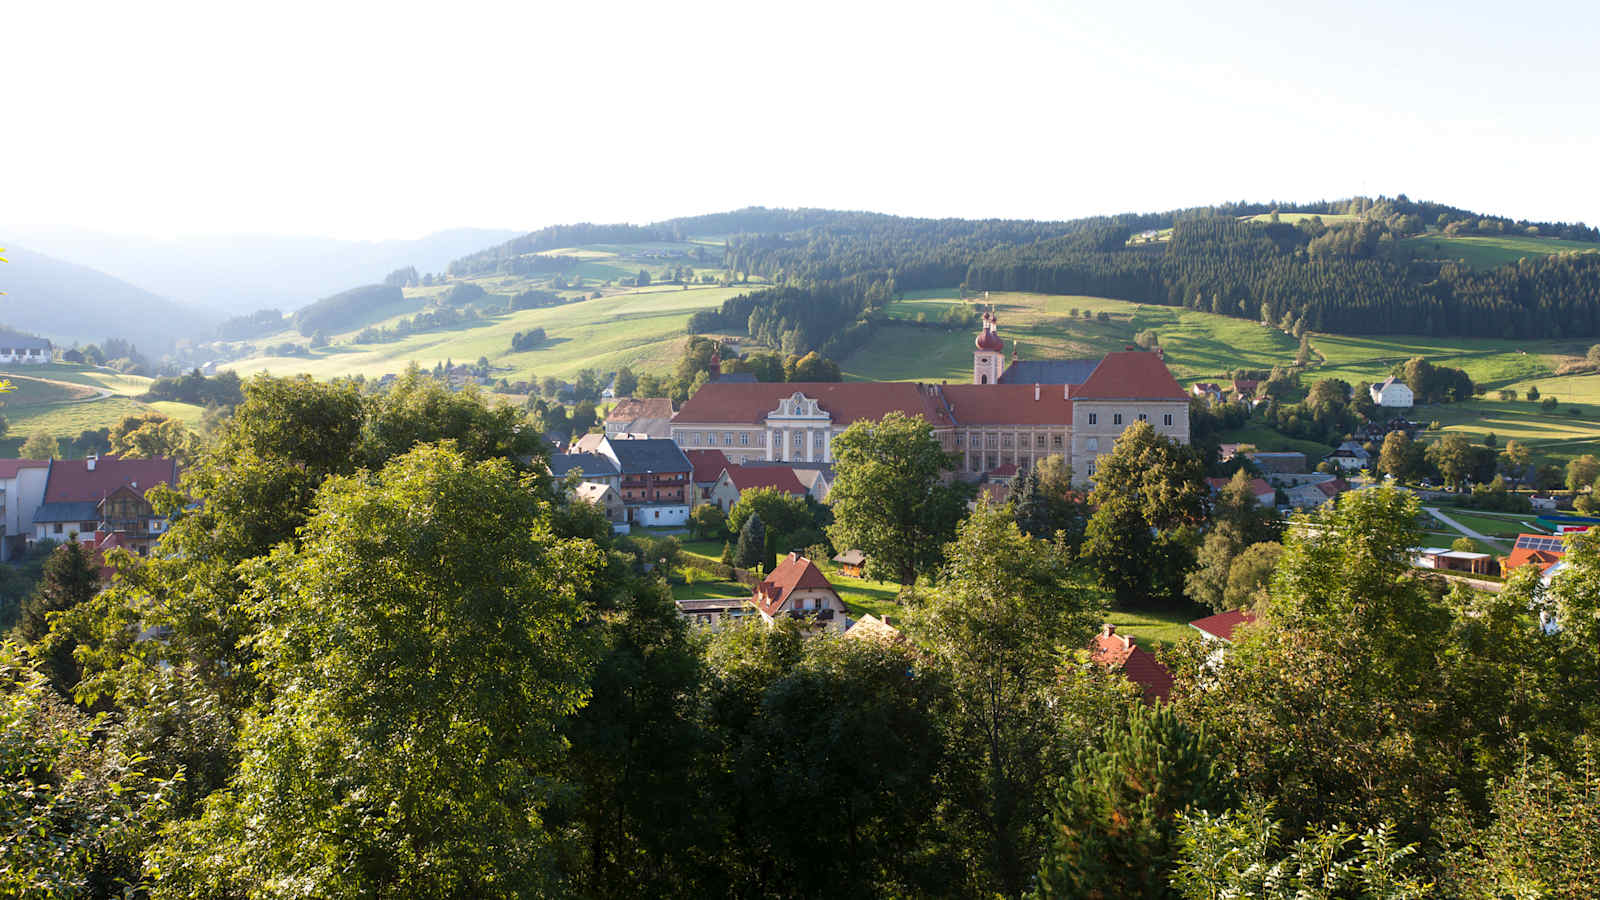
[595,436,692,527]
[751,552,848,633]
[31,454,180,556]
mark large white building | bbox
[0,332,51,365]
[669,314,1191,483]
[1369,376,1415,408]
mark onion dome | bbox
[975,328,1003,351]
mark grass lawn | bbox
[1437,509,1542,540]
[1216,424,1336,458]
[1108,605,1209,652]
[670,578,748,604]
[228,283,751,384]
[679,539,726,564]
[1398,234,1600,270]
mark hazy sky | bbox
[6,0,1597,240]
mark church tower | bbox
[973,310,1004,384]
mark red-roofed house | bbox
[31,454,180,556]
[1500,533,1570,577]
[604,397,675,438]
[670,321,1190,485]
[1205,476,1275,509]
[685,448,731,506]
[1189,609,1258,644]
[1092,624,1174,703]
[752,552,847,633]
[709,464,810,513]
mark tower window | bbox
[980,374,989,384]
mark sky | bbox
[4,0,1597,240]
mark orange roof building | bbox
[752,553,848,633]
[1501,533,1570,576]
[1092,624,1174,703]
[671,319,1190,485]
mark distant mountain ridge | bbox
[2,226,521,319]
[0,244,210,350]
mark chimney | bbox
[708,352,721,378]
[1034,383,1040,401]
[1101,623,1115,637]
[85,454,97,471]
[1063,384,1069,400]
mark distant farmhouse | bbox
[1369,376,1415,408]
[670,311,1191,485]
[0,330,52,365]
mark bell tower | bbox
[973,310,1004,384]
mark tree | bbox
[1568,454,1600,493]
[1528,385,1541,401]
[1186,470,1280,612]
[1376,431,1425,482]
[636,268,651,287]
[1037,704,1227,899]
[734,512,767,570]
[1499,439,1533,484]
[689,503,726,540]
[827,413,968,585]
[1223,542,1282,611]
[727,486,810,541]
[20,430,59,460]
[613,366,638,398]
[1425,433,1475,489]
[110,412,197,463]
[20,540,102,688]
[1083,422,1206,607]
[150,444,602,894]
[1170,801,1431,900]
[910,503,1108,896]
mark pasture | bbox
[1399,233,1600,270]
[0,364,203,455]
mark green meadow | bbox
[1399,233,1600,270]
[0,364,203,455]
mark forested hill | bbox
[453,197,1600,346]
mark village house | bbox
[670,316,1190,485]
[1190,382,1224,404]
[571,481,627,531]
[1324,440,1372,472]
[708,464,810,513]
[603,397,675,439]
[0,459,51,559]
[1499,533,1570,579]
[30,454,180,556]
[1205,476,1275,509]
[1189,608,1259,669]
[1369,376,1415,408]
[1092,624,1173,703]
[548,452,620,490]
[845,613,903,643]
[832,548,867,578]
[593,436,693,527]
[0,331,52,365]
[1415,547,1496,576]
[1245,451,1307,475]
[749,552,849,633]
[684,448,732,507]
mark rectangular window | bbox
[1052,434,1063,448]
[1035,434,1046,448]
[1087,437,1099,451]
[81,522,97,533]
[955,434,964,447]
[740,432,749,445]
[54,523,63,534]
[1001,434,1013,449]
[1163,413,1173,426]
[723,432,733,445]
[987,434,999,449]
[1088,413,1097,425]
[1138,413,1148,422]
[1113,414,1123,425]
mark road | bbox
[1424,506,1509,552]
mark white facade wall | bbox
[1069,399,1191,483]
[0,347,50,364]
[1370,382,1414,407]
[632,504,690,527]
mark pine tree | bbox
[720,540,734,566]
[19,540,102,690]
[1006,466,1046,537]
[1037,704,1227,898]
[734,512,766,570]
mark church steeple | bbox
[973,310,1004,384]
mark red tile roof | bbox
[1092,625,1173,702]
[0,459,49,479]
[1205,476,1274,498]
[606,397,673,422]
[724,464,808,496]
[1073,351,1188,401]
[753,553,838,616]
[1189,609,1257,643]
[43,456,179,504]
[939,384,1073,425]
[989,463,1018,477]
[673,381,950,427]
[685,448,732,484]
[1502,534,1567,575]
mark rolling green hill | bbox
[1398,233,1600,269]
[0,365,204,455]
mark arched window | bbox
[980,374,989,384]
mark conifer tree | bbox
[734,512,766,570]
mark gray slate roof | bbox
[607,438,692,475]
[997,359,1100,385]
[550,453,619,479]
[34,501,101,523]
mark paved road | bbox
[1425,506,1508,551]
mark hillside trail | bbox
[0,372,115,405]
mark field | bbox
[229,283,751,383]
[0,365,203,456]
[1399,234,1600,270]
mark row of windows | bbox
[682,431,752,447]
[954,432,1067,450]
[1085,413,1175,427]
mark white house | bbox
[0,332,52,365]
[1325,440,1372,472]
[0,460,51,559]
[750,553,849,634]
[1369,377,1415,408]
